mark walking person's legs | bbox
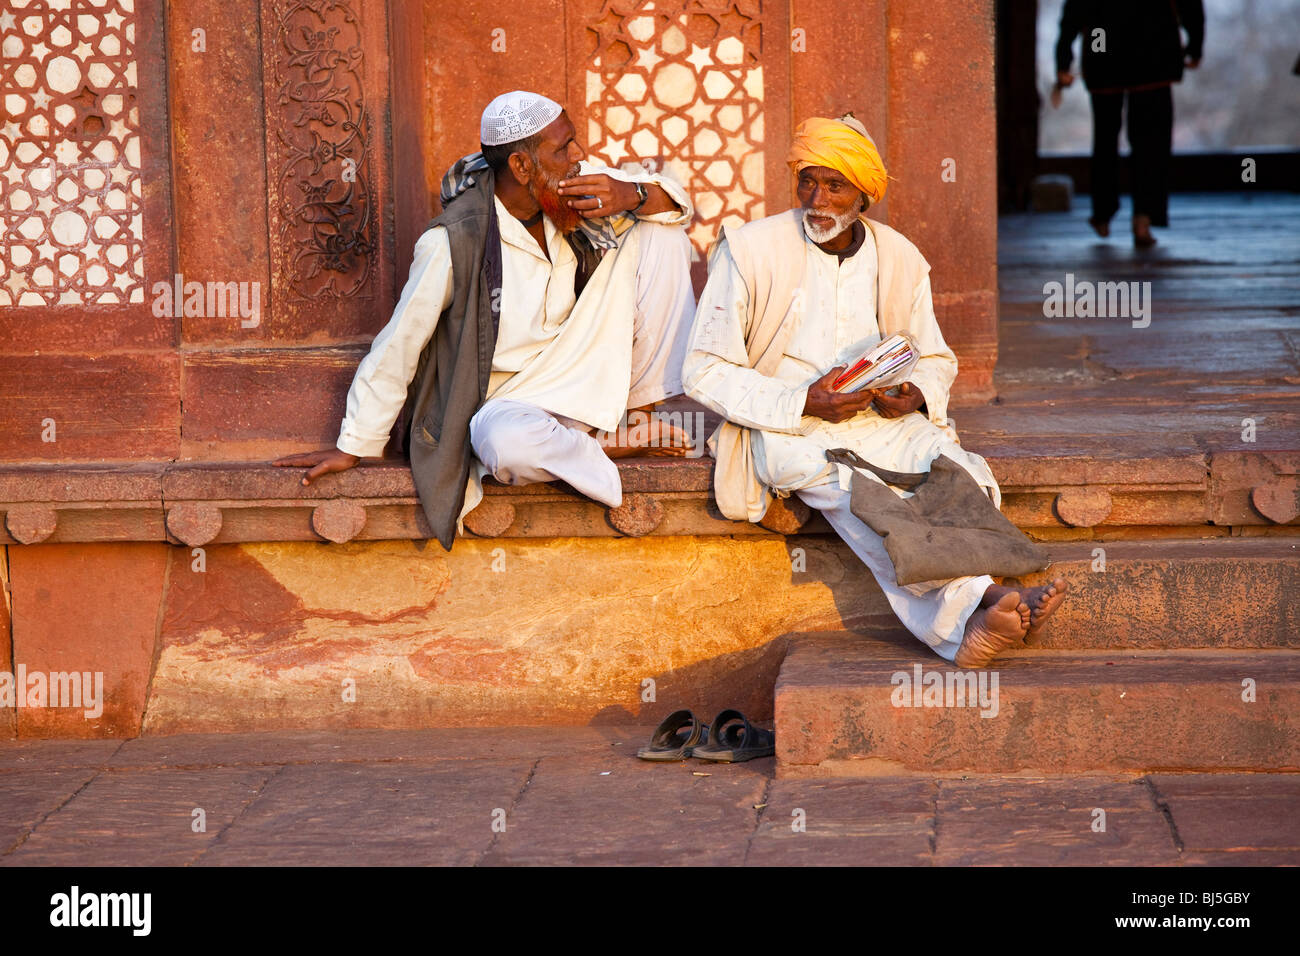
[1088,90,1124,236]
[1126,84,1174,246]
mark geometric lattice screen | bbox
[583,0,766,256]
[0,0,143,306]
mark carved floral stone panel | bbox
[264,0,375,301]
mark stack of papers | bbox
[830,333,918,393]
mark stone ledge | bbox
[0,450,1298,545]
[774,638,1300,774]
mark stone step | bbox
[774,635,1300,776]
[1007,537,1300,650]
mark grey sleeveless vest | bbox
[403,169,503,550]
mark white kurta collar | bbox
[493,195,573,267]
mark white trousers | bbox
[795,480,994,661]
[469,220,695,508]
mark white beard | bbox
[802,206,861,244]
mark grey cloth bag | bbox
[824,447,1051,585]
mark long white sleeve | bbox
[682,241,809,434]
[581,159,693,226]
[336,227,455,458]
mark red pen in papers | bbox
[830,333,918,393]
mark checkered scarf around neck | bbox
[439,151,635,254]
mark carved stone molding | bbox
[3,455,1298,545]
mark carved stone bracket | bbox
[1054,488,1114,528]
[1251,480,1300,525]
[166,502,223,546]
[757,496,811,535]
[311,499,367,542]
[608,494,664,536]
[5,505,58,544]
[463,500,517,538]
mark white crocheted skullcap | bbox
[480,91,564,146]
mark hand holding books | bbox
[829,333,918,394]
[866,380,925,419]
[803,333,924,424]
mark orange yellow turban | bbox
[787,115,889,205]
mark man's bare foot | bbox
[954,591,1028,669]
[981,577,1070,639]
[1132,213,1157,248]
[597,410,694,459]
[1022,577,1069,638]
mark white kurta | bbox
[684,232,998,503]
[335,161,695,527]
[469,219,696,511]
[683,224,999,660]
[340,160,696,460]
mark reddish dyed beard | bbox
[530,166,584,235]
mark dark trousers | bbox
[1089,85,1173,226]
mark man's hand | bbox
[556,173,639,218]
[556,173,680,219]
[272,448,360,486]
[867,381,925,419]
[1056,71,1074,87]
[803,366,876,423]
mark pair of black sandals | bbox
[636,709,775,763]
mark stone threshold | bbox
[0,450,1297,546]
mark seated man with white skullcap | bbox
[276,92,697,550]
[684,114,1069,668]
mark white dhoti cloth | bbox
[761,413,998,662]
[796,479,995,662]
[684,217,1002,659]
[468,220,695,509]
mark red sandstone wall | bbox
[422,0,999,397]
[0,0,998,470]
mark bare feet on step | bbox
[598,407,694,459]
[1022,577,1070,639]
[954,591,1027,669]
[981,577,1071,640]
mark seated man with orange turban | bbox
[683,115,1068,667]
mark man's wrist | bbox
[336,432,382,459]
[792,385,815,425]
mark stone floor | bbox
[956,191,1300,457]
[1,729,1297,866]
